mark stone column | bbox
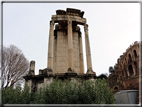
[30,61,35,71]
[29,60,35,75]
[67,20,74,70]
[27,80,32,93]
[84,24,92,70]
[47,20,54,70]
[79,33,84,74]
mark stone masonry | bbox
[23,8,96,93]
[107,41,141,103]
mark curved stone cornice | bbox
[115,41,140,69]
[52,15,86,25]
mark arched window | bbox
[133,50,137,58]
[128,54,132,63]
[128,65,133,76]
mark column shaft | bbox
[30,61,35,71]
[79,33,84,74]
[68,20,74,70]
[47,20,54,70]
[84,24,92,70]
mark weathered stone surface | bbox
[107,41,141,94]
[24,8,96,93]
[30,60,35,71]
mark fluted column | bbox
[68,20,74,70]
[47,20,54,70]
[84,24,92,70]
[79,33,84,74]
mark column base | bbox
[86,68,96,80]
[28,70,35,76]
[65,68,77,81]
[43,67,54,77]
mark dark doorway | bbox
[128,65,133,76]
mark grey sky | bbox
[3,3,140,76]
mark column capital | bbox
[50,20,54,27]
[84,24,88,31]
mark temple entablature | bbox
[52,8,86,25]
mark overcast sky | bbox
[3,3,140,76]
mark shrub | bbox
[2,78,115,104]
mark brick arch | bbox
[113,85,119,90]
[123,62,126,70]
[127,53,133,64]
[128,64,134,76]
[136,45,139,56]
[133,45,139,56]
[124,69,128,77]
[123,56,127,66]
[133,49,138,61]
[124,57,127,65]
[131,46,139,61]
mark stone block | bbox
[44,77,53,85]
[73,49,78,53]
[63,39,67,43]
[57,48,64,52]
[37,83,44,90]
[74,62,80,67]
[57,43,63,48]
[73,53,79,57]
[56,53,62,57]
[73,57,79,62]
[61,52,66,56]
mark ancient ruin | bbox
[107,41,141,103]
[23,8,96,93]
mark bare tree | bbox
[1,45,29,88]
